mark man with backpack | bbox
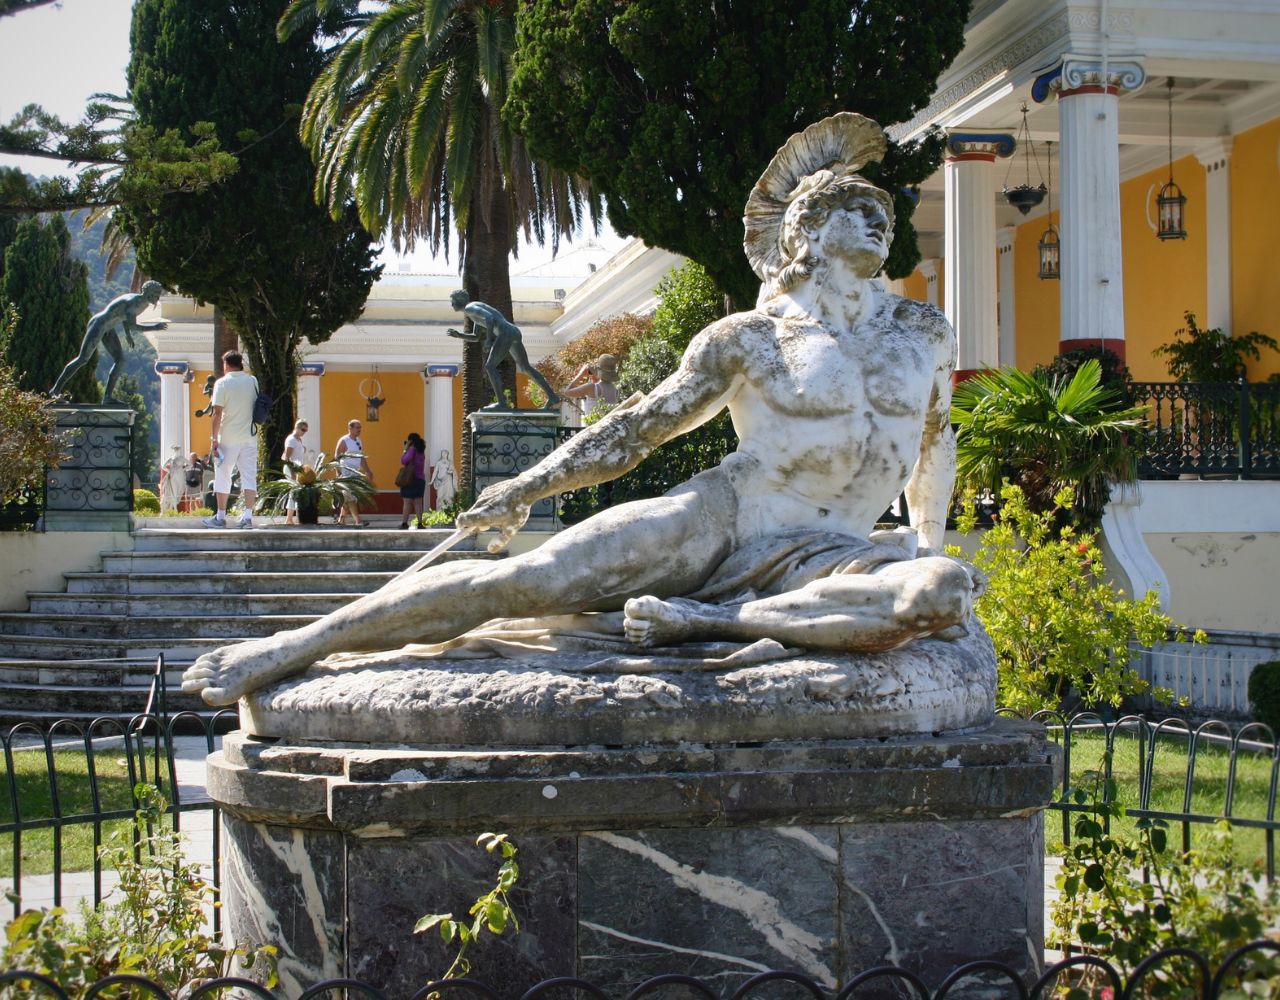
[203,350,260,529]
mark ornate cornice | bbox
[890,11,1072,139]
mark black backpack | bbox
[251,378,274,435]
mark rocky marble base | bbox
[210,720,1059,997]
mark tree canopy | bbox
[117,0,382,462]
[507,0,970,306]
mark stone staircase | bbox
[0,525,499,730]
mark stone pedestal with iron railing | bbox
[45,405,135,531]
[208,629,1061,998]
[468,409,560,526]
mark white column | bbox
[944,134,1012,375]
[918,259,939,308]
[1039,57,1144,356]
[155,362,189,466]
[426,364,459,468]
[297,363,323,462]
[1196,138,1233,334]
[997,226,1017,367]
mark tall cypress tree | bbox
[118,0,381,463]
[0,214,96,400]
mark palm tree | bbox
[951,360,1149,527]
[279,0,597,479]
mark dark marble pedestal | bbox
[209,720,1059,998]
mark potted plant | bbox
[257,453,375,525]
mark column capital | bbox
[1195,137,1233,172]
[424,363,460,378]
[945,132,1015,162]
[996,226,1016,253]
[917,258,938,281]
[155,361,189,377]
[1032,57,1145,102]
[299,362,326,377]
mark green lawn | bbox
[0,747,151,876]
[1048,725,1279,867]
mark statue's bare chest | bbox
[749,320,933,419]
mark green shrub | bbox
[1247,661,1280,737]
[132,488,161,514]
[951,484,1199,715]
[1,785,276,995]
[1052,765,1280,993]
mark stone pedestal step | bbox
[0,682,193,716]
[0,612,316,640]
[66,571,398,596]
[0,657,179,687]
[27,592,361,617]
[130,526,485,553]
[0,635,235,662]
[98,548,494,575]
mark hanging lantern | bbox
[1002,104,1047,215]
[1038,225,1060,280]
[360,371,385,422]
[1037,141,1060,280]
[1157,78,1187,241]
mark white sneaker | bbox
[202,515,226,529]
[237,516,253,529]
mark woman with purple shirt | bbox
[399,432,428,529]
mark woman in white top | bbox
[334,419,373,526]
[562,354,620,418]
[280,419,309,525]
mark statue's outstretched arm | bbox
[904,308,957,554]
[459,321,742,546]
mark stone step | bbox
[0,682,173,715]
[66,571,398,595]
[0,612,315,640]
[0,700,224,734]
[98,548,493,575]
[27,592,358,617]
[130,526,477,553]
[0,657,174,687]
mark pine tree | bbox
[0,215,97,400]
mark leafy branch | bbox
[414,833,520,982]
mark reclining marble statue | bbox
[182,113,982,710]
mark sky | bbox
[0,0,619,274]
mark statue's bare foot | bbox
[623,595,699,648]
[181,630,320,706]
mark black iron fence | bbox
[1026,711,1280,881]
[1132,379,1280,480]
[2,712,1277,918]
[0,711,234,924]
[4,942,1279,999]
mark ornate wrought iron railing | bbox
[45,407,136,515]
[3,943,1279,999]
[1132,379,1280,480]
[0,484,42,532]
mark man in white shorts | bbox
[203,350,260,529]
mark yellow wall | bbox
[1231,116,1280,380]
[1012,210,1061,372]
[320,370,426,488]
[1119,156,1207,380]
[901,269,927,302]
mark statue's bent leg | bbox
[624,556,976,653]
[50,322,104,396]
[101,331,125,401]
[182,471,738,705]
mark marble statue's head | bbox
[744,113,894,300]
[449,289,470,311]
[774,174,895,290]
[141,280,163,302]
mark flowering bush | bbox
[951,484,1199,715]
